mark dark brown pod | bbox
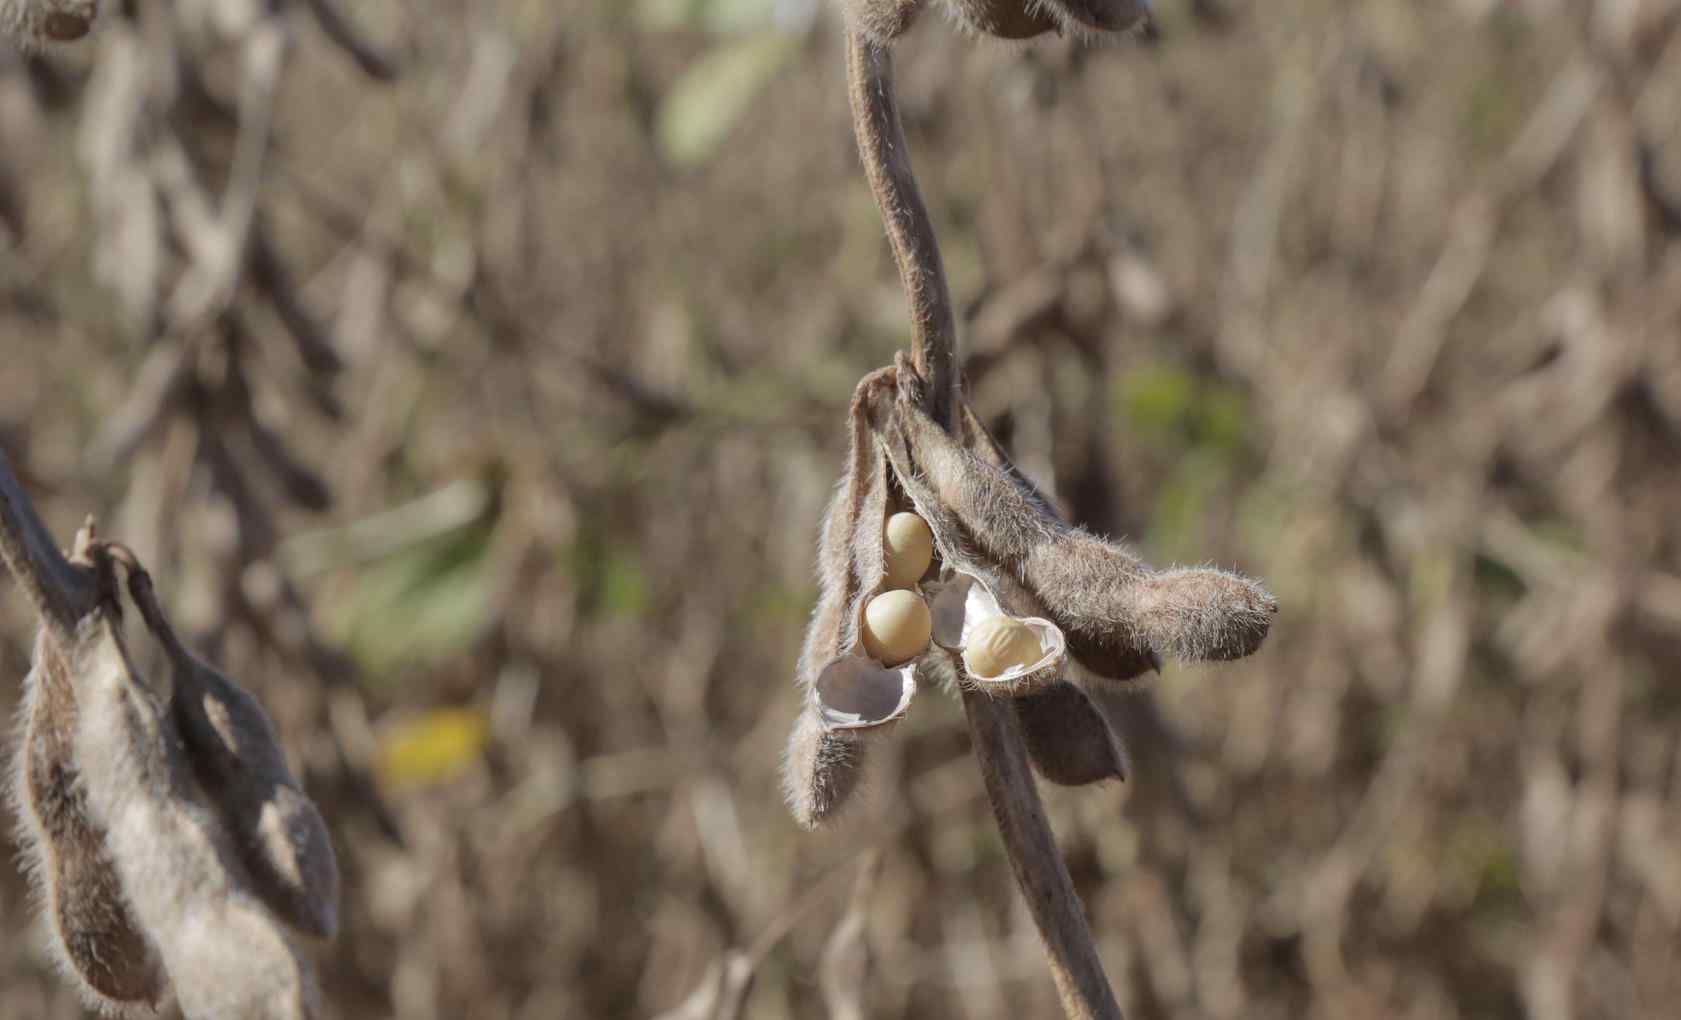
[1052,0,1150,33]
[945,0,1059,39]
[1013,682,1126,785]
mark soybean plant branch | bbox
[843,26,1124,1020]
[0,450,95,636]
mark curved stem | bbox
[0,449,96,637]
[845,33,958,426]
[844,29,1123,1020]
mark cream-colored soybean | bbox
[882,512,933,589]
[862,590,931,666]
[962,615,1042,678]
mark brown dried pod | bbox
[863,360,1129,786]
[1012,681,1127,786]
[784,370,926,829]
[940,0,1150,40]
[122,561,340,939]
[954,401,1130,784]
[0,0,98,47]
[69,596,321,1020]
[885,358,1276,679]
[942,0,1059,39]
[9,621,166,1014]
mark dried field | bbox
[3,2,1681,1018]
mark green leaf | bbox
[657,31,798,168]
[335,522,498,682]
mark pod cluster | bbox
[7,528,336,1019]
[784,358,1276,828]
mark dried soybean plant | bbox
[2,455,337,1019]
[784,4,1275,1017]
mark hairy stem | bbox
[0,449,96,636]
[844,28,1123,1020]
[845,33,958,425]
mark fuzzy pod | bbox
[1013,682,1126,786]
[1046,0,1151,34]
[168,655,339,938]
[0,0,98,47]
[69,608,321,1020]
[867,360,1132,785]
[885,357,1275,680]
[941,0,1058,39]
[8,622,166,1015]
[126,568,339,939]
[785,369,930,829]
[844,0,926,44]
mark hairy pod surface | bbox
[127,568,340,939]
[9,624,165,1014]
[864,359,1130,785]
[941,0,1059,39]
[887,359,1276,677]
[169,654,340,938]
[844,0,925,43]
[785,370,929,828]
[70,605,321,1020]
[955,401,1130,782]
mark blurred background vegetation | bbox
[4,0,1681,1017]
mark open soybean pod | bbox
[888,356,1275,681]
[875,356,1130,785]
[9,621,166,1014]
[125,567,340,939]
[785,369,931,829]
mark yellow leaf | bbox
[378,708,491,789]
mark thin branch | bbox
[845,33,959,426]
[0,448,96,635]
[961,692,1121,1019]
[843,27,1123,1020]
[303,0,401,82]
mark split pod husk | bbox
[866,360,1126,786]
[784,369,926,829]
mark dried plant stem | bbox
[961,694,1121,1020]
[0,450,95,635]
[843,29,1123,1020]
[845,33,958,425]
